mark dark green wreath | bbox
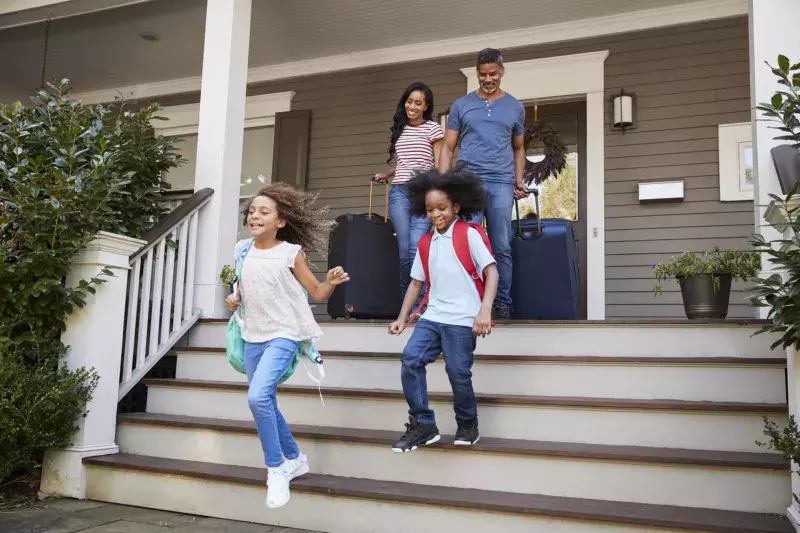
[523,121,568,185]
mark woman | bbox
[375,82,444,298]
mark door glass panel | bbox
[514,105,579,221]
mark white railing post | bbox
[40,231,145,499]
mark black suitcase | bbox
[510,189,581,320]
[327,179,403,319]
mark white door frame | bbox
[460,50,609,319]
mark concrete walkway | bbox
[0,498,318,533]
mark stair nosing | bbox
[172,347,787,366]
[142,378,789,414]
[83,453,792,533]
[197,317,772,327]
[117,412,788,470]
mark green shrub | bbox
[0,81,183,481]
[0,349,98,482]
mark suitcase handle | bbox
[514,187,542,237]
[368,176,389,223]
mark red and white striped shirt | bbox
[393,120,444,184]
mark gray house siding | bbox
[162,17,755,319]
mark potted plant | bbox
[653,249,760,319]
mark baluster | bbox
[172,220,189,333]
[160,229,177,344]
[148,239,166,359]
[183,211,198,320]
[122,258,141,385]
[136,249,153,370]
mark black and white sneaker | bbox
[392,417,441,453]
[492,303,511,320]
[454,419,480,446]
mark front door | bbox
[517,100,588,319]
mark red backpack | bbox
[410,220,494,319]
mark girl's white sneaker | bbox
[266,464,291,508]
[285,453,309,480]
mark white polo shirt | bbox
[410,222,496,328]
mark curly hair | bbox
[242,182,335,257]
[406,169,486,219]
[387,82,434,164]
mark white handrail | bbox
[119,192,212,399]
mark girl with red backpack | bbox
[387,169,498,452]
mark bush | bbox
[0,81,183,481]
[0,349,98,482]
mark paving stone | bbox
[46,499,110,512]
[0,507,115,533]
[174,516,283,532]
[77,503,195,528]
[79,520,177,532]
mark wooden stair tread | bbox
[173,347,787,365]
[198,317,772,326]
[142,378,789,413]
[118,412,788,470]
[84,453,792,533]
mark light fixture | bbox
[611,89,635,134]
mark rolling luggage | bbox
[327,179,403,319]
[510,188,580,320]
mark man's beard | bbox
[482,83,498,93]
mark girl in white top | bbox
[375,82,444,300]
[225,183,349,509]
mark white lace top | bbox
[236,240,323,344]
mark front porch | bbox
[3,0,800,531]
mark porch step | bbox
[174,347,788,402]
[83,453,793,533]
[185,320,778,358]
[117,412,790,513]
[142,378,788,452]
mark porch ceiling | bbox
[0,0,737,102]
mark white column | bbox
[749,0,800,320]
[192,0,252,318]
[40,231,145,499]
[585,90,606,320]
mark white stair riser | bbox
[175,352,786,403]
[116,423,790,513]
[145,385,784,452]
[84,466,709,533]
[187,323,778,358]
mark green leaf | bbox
[772,93,783,108]
[779,55,791,73]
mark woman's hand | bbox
[373,173,390,184]
[388,320,406,335]
[473,307,492,337]
[225,292,241,313]
[326,266,350,286]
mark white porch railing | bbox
[119,188,214,399]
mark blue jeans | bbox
[389,184,431,298]
[244,338,301,467]
[401,318,477,425]
[468,181,514,306]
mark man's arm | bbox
[438,129,459,173]
[512,134,528,199]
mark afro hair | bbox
[406,168,486,219]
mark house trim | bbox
[460,51,609,320]
[73,0,745,105]
[154,92,294,136]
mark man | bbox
[438,48,528,319]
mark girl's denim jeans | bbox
[244,338,301,467]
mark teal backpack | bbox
[225,239,325,397]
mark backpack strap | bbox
[452,220,493,300]
[407,232,434,322]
